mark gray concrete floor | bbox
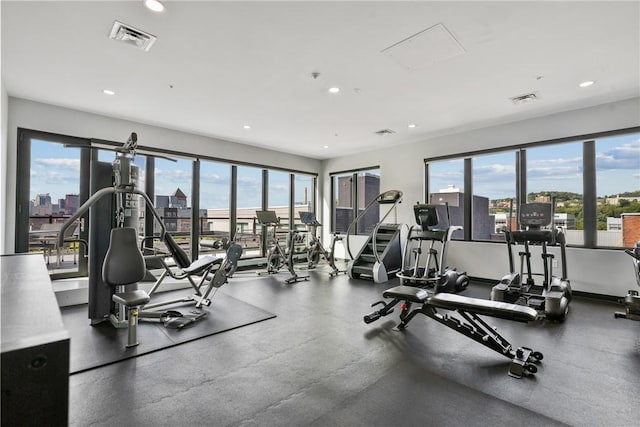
[68,269,640,426]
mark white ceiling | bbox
[2,1,639,159]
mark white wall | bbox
[322,97,640,296]
[1,79,8,254]
[3,97,322,254]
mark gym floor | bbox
[67,270,639,426]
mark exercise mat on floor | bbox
[62,290,276,374]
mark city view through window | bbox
[427,133,640,247]
[27,140,315,270]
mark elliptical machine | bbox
[614,242,640,320]
[299,211,345,277]
[256,210,309,284]
[396,203,469,293]
[491,200,572,321]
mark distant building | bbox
[64,194,80,215]
[554,213,576,230]
[428,186,495,240]
[605,195,640,205]
[622,213,640,247]
[34,193,51,207]
[607,217,622,231]
[173,188,188,208]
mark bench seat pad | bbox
[428,293,538,322]
[182,255,221,274]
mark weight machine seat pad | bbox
[113,289,150,307]
[383,286,430,303]
[428,293,538,322]
[182,255,222,274]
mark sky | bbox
[29,133,639,209]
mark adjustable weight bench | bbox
[364,286,543,378]
[142,233,224,309]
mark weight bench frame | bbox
[364,286,543,378]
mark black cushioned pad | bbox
[61,289,276,374]
[429,293,538,322]
[383,285,430,303]
[381,286,537,322]
[182,255,221,274]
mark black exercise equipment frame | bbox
[299,211,345,277]
[256,210,309,284]
[364,286,543,379]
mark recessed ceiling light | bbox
[103,89,115,96]
[144,0,165,12]
[243,125,251,129]
[323,145,329,149]
[579,80,595,88]
[328,87,340,94]
[408,124,417,128]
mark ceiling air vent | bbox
[375,129,396,136]
[109,21,157,52]
[510,92,539,105]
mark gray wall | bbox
[322,97,640,296]
[2,97,322,254]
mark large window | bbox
[268,170,291,229]
[331,168,380,234]
[357,169,381,235]
[526,141,583,245]
[595,133,640,247]
[424,128,640,249]
[155,157,193,255]
[427,159,464,240]
[199,160,231,256]
[332,172,354,233]
[472,151,516,241]
[26,139,86,276]
[236,166,263,257]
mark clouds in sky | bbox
[596,139,640,170]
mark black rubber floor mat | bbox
[61,290,276,374]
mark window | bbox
[294,174,314,231]
[596,133,640,248]
[330,168,380,234]
[427,159,464,240]
[356,169,381,234]
[268,170,291,229]
[199,160,231,256]
[155,157,193,254]
[26,139,86,276]
[235,166,263,257]
[526,141,583,245]
[472,151,516,241]
[332,172,354,233]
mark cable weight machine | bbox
[58,133,168,326]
